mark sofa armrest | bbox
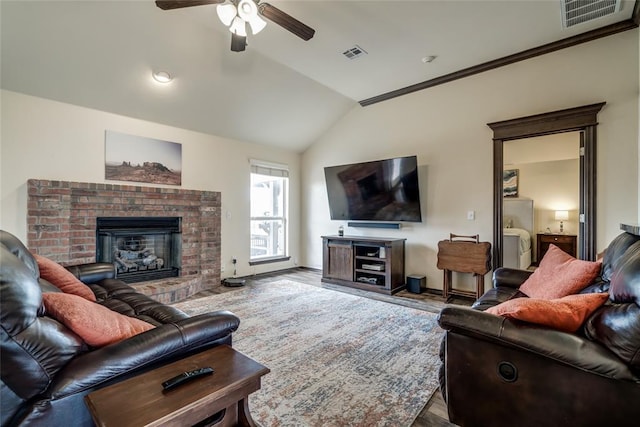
[471,286,524,310]
[492,267,532,288]
[48,310,240,398]
[437,306,637,381]
[65,263,115,284]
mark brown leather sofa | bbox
[0,230,240,426]
[438,231,640,427]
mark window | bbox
[250,161,289,263]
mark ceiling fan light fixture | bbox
[237,0,266,34]
[237,0,257,20]
[216,3,237,27]
[247,14,267,35]
[229,16,247,37]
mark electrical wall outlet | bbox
[220,265,225,272]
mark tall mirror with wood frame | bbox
[487,102,605,270]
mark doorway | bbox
[488,102,605,269]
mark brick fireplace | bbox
[27,179,221,301]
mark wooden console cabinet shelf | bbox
[322,235,406,295]
[85,345,269,427]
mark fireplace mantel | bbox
[27,179,221,295]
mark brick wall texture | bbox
[27,179,221,292]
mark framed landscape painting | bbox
[503,169,518,197]
[105,130,182,186]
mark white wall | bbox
[515,159,580,236]
[302,29,639,292]
[2,30,638,291]
[0,90,301,279]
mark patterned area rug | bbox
[173,280,444,427]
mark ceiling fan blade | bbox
[155,0,224,11]
[258,2,315,41]
[231,33,247,52]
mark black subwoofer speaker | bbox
[407,275,426,294]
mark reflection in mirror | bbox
[488,102,605,269]
[502,133,581,268]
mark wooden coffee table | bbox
[85,345,270,427]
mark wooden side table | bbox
[85,345,270,427]
[536,233,577,262]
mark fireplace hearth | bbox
[96,217,181,284]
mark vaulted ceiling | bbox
[1,1,637,152]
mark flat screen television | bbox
[324,155,422,222]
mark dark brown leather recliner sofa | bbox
[0,230,240,426]
[438,231,640,427]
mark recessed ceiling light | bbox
[421,55,437,64]
[152,71,173,83]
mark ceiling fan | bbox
[155,0,315,52]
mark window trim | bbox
[249,160,289,262]
[249,256,291,266]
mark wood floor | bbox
[187,267,465,427]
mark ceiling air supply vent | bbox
[561,0,622,28]
[342,45,368,60]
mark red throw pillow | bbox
[520,244,601,299]
[42,293,154,347]
[34,254,97,302]
[486,293,609,333]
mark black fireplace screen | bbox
[96,217,181,284]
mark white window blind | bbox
[250,160,289,178]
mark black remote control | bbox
[162,367,214,390]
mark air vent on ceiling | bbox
[561,0,622,28]
[342,45,368,60]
